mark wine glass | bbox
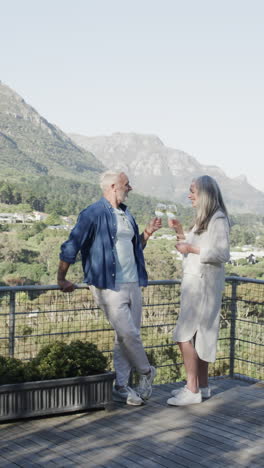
[155,203,167,218]
[166,204,177,219]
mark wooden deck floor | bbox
[0,378,263,468]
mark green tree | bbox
[0,182,13,204]
[45,213,62,225]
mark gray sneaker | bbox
[200,386,211,398]
[112,386,144,406]
[137,366,156,400]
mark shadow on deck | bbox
[0,377,263,468]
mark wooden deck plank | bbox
[119,435,204,468]
[129,439,223,468]
[132,430,246,468]
[0,378,263,468]
[198,412,264,437]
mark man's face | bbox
[115,173,132,204]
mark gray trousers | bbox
[90,283,150,387]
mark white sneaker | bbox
[171,385,211,399]
[171,384,187,397]
[112,386,144,406]
[167,386,202,406]
[200,386,211,398]
[137,366,156,400]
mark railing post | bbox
[229,279,237,378]
[9,291,16,357]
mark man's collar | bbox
[101,196,112,209]
[101,197,127,211]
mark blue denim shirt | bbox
[59,197,148,290]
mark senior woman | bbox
[167,175,230,406]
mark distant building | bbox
[0,213,17,223]
[0,213,29,223]
[0,212,46,224]
[47,225,71,230]
[33,211,49,221]
[61,216,73,225]
[0,210,73,227]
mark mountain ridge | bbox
[69,132,264,214]
[0,80,263,214]
[0,81,104,182]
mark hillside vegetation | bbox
[0,81,103,182]
[1,79,264,285]
[1,175,264,287]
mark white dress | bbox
[173,210,230,362]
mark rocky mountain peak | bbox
[234,174,248,184]
[69,131,264,214]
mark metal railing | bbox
[0,277,263,384]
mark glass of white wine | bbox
[166,204,177,219]
[155,203,167,218]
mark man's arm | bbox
[57,260,76,292]
[140,217,162,247]
[58,207,95,292]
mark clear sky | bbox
[1,0,264,191]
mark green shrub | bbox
[66,340,108,376]
[0,340,109,384]
[0,356,25,384]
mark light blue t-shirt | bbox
[113,208,138,283]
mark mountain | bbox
[0,81,103,182]
[1,80,264,214]
[69,132,264,214]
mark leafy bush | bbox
[0,340,109,385]
[0,356,25,384]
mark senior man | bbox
[57,170,161,405]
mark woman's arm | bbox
[176,242,200,255]
[200,217,230,263]
[168,218,185,240]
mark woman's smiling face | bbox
[188,182,199,207]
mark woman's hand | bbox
[168,218,185,239]
[176,242,200,255]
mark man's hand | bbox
[57,260,76,293]
[141,217,162,246]
[58,279,76,293]
[146,217,162,234]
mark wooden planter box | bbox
[0,371,115,422]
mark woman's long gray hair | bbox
[193,175,229,234]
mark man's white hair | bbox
[99,170,122,191]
